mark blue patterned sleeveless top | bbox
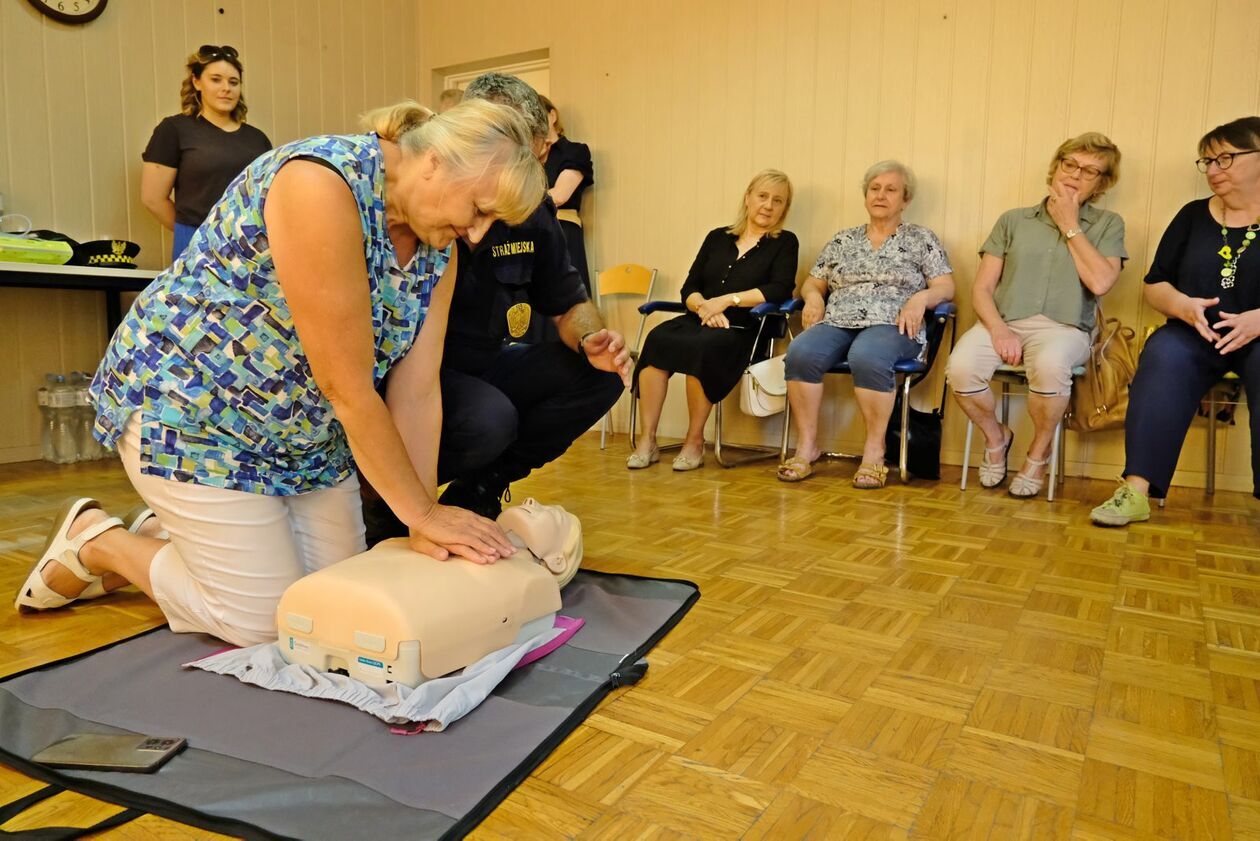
[91,133,450,495]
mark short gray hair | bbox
[461,73,549,143]
[861,160,917,202]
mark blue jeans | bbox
[172,222,197,263]
[784,323,921,392]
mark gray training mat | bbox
[0,571,699,840]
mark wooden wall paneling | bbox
[44,23,91,237]
[268,0,302,145]
[780,0,818,243]
[1075,0,1169,478]
[807,0,849,266]
[293,2,322,139]
[3,4,55,231]
[81,6,128,244]
[113,1,160,266]
[338,1,367,127]
[907,0,955,239]
[1023,0,1078,196]
[318,0,345,134]
[182,2,218,81]
[874,0,918,169]
[233,0,277,144]
[1064,0,1121,138]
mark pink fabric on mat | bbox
[515,615,584,669]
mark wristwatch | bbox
[730,294,742,306]
[1064,228,1082,240]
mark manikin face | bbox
[744,181,789,232]
[406,150,500,249]
[865,172,909,222]
[1050,151,1108,204]
[193,60,241,117]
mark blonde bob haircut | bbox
[361,98,546,227]
[1045,132,1121,202]
[728,169,794,237]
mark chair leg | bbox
[628,391,638,451]
[1207,388,1217,496]
[898,376,910,483]
[780,402,792,462]
[600,410,609,450]
[961,419,973,491]
[1048,421,1061,503]
[714,402,725,466]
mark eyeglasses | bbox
[1195,149,1259,173]
[197,44,239,63]
[1059,158,1104,180]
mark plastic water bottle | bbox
[37,375,56,462]
[71,372,103,461]
[49,375,78,464]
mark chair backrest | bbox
[917,302,957,384]
[594,263,658,353]
[595,263,657,302]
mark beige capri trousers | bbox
[946,314,1091,398]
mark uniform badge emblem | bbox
[506,302,532,338]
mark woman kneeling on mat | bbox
[628,169,799,472]
[779,160,954,488]
[14,100,541,646]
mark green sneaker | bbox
[1090,483,1151,527]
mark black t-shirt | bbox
[142,114,272,226]
[1146,198,1260,324]
[443,199,589,375]
[679,228,800,329]
[543,136,593,212]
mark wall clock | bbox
[25,0,107,25]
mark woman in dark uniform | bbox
[540,96,594,292]
[628,170,798,471]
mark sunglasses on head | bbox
[197,44,239,63]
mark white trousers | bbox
[117,417,366,647]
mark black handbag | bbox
[885,395,943,480]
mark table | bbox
[0,260,159,332]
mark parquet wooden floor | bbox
[2,435,1259,839]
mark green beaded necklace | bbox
[1219,215,1260,289]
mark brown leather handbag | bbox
[1067,306,1138,433]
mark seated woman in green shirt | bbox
[947,133,1127,498]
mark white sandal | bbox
[978,427,1014,488]
[122,504,169,540]
[1009,455,1051,499]
[14,498,123,613]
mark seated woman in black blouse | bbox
[628,170,799,471]
[1091,116,1260,526]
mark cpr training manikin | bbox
[277,498,583,687]
[187,499,584,730]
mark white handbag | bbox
[739,354,787,417]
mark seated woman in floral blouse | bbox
[779,160,955,488]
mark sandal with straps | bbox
[978,427,1014,488]
[777,456,815,482]
[1009,454,1051,499]
[852,462,889,490]
[15,498,124,612]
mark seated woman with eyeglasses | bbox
[140,45,272,263]
[946,133,1126,499]
[1092,116,1260,525]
